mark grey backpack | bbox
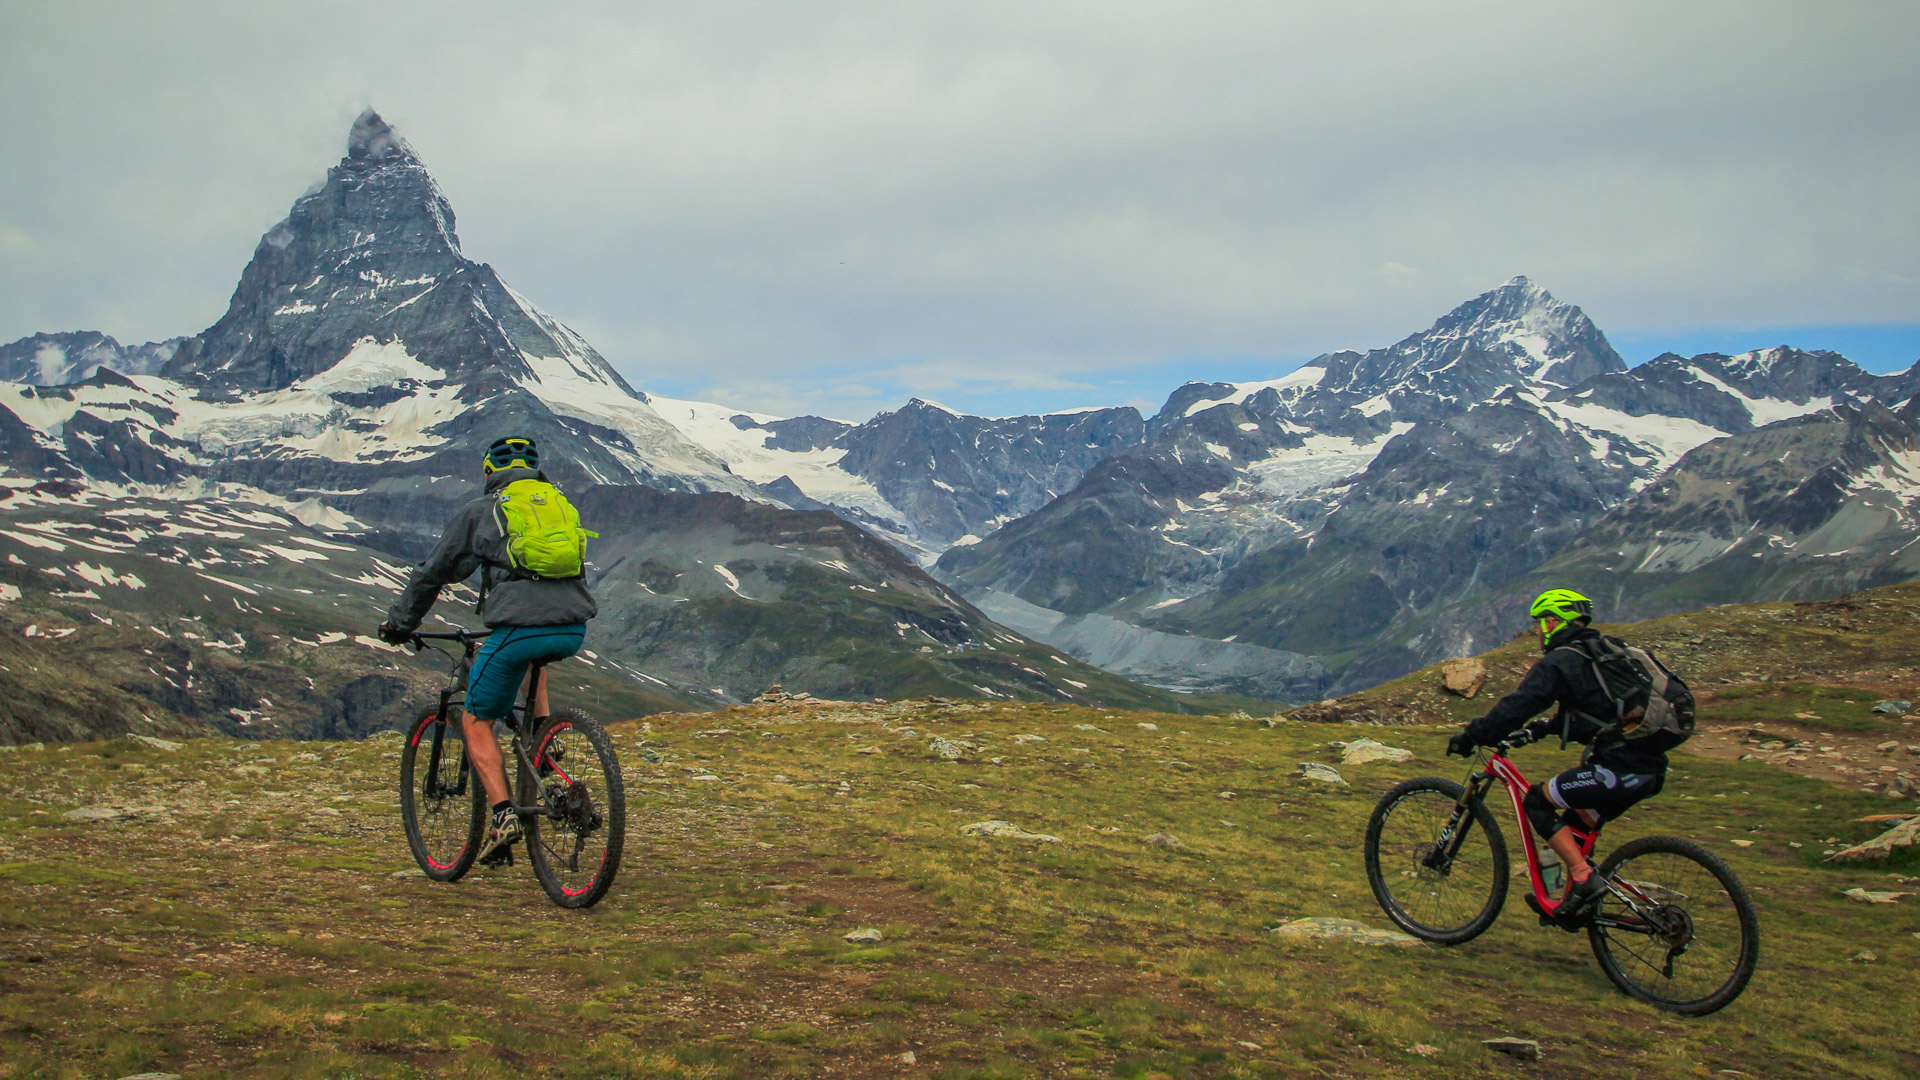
[1558,634,1695,750]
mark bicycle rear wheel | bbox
[522,709,625,909]
[1365,777,1510,944]
[1588,835,1759,1015]
[399,709,485,881]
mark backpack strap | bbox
[1550,637,1633,747]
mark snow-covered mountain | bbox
[3,110,751,515]
[939,279,1920,695]
[0,110,1228,715]
[0,331,183,385]
[9,110,1919,709]
[641,394,1145,562]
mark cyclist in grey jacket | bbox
[378,436,597,862]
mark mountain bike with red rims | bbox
[397,628,625,908]
[1362,726,1759,1015]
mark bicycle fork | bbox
[1425,774,1495,874]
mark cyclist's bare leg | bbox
[460,711,512,807]
[1546,818,1599,898]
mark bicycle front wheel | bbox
[522,709,626,909]
[1588,835,1759,1015]
[1365,777,1509,944]
[399,709,485,881]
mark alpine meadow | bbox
[4,7,1919,1079]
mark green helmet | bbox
[1529,588,1594,624]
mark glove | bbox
[1446,732,1477,758]
[376,621,411,646]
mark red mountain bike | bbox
[1363,727,1759,1015]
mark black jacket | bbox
[1464,625,1669,775]
[384,467,599,632]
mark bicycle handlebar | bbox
[409,629,491,642]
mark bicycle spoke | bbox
[400,712,484,881]
[1366,778,1507,943]
[1589,839,1758,1014]
[523,710,625,909]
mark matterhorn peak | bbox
[346,108,417,164]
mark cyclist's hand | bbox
[1446,732,1477,758]
[376,621,411,646]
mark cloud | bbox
[2,2,1916,417]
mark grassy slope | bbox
[0,692,1913,1079]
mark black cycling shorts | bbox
[1538,762,1664,831]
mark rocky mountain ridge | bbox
[9,111,1919,710]
[939,280,1920,695]
[0,331,184,386]
[0,110,1226,719]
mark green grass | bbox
[0,702,1914,1078]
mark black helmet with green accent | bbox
[484,436,538,474]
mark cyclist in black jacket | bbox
[1447,589,1668,917]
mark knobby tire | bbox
[399,709,484,882]
[1588,835,1759,1015]
[1365,776,1510,944]
[521,709,626,909]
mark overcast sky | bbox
[3,2,1916,419]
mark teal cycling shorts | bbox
[466,624,586,721]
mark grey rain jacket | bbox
[1462,624,1669,776]
[384,467,598,632]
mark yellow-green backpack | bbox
[492,478,598,580]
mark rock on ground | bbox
[124,734,182,751]
[1482,1037,1542,1061]
[960,820,1061,843]
[1340,738,1413,765]
[1827,817,1920,863]
[1142,831,1188,850]
[1298,762,1347,785]
[1268,917,1419,947]
[928,736,977,760]
[1441,658,1488,698]
[843,928,884,943]
[1843,888,1912,903]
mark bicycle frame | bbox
[1466,750,1597,919]
[409,629,560,820]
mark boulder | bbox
[1341,738,1413,765]
[1142,831,1188,850]
[1482,1037,1542,1061]
[843,928,884,944]
[1872,701,1910,715]
[124,735,182,752]
[1441,658,1488,698]
[929,736,977,760]
[1298,762,1348,785]
[960,820,1061,843]
[1827,817,1920,863]
[1269,917,1419,947]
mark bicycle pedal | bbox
[478,845,516,868]
[1523,893,1555,926]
